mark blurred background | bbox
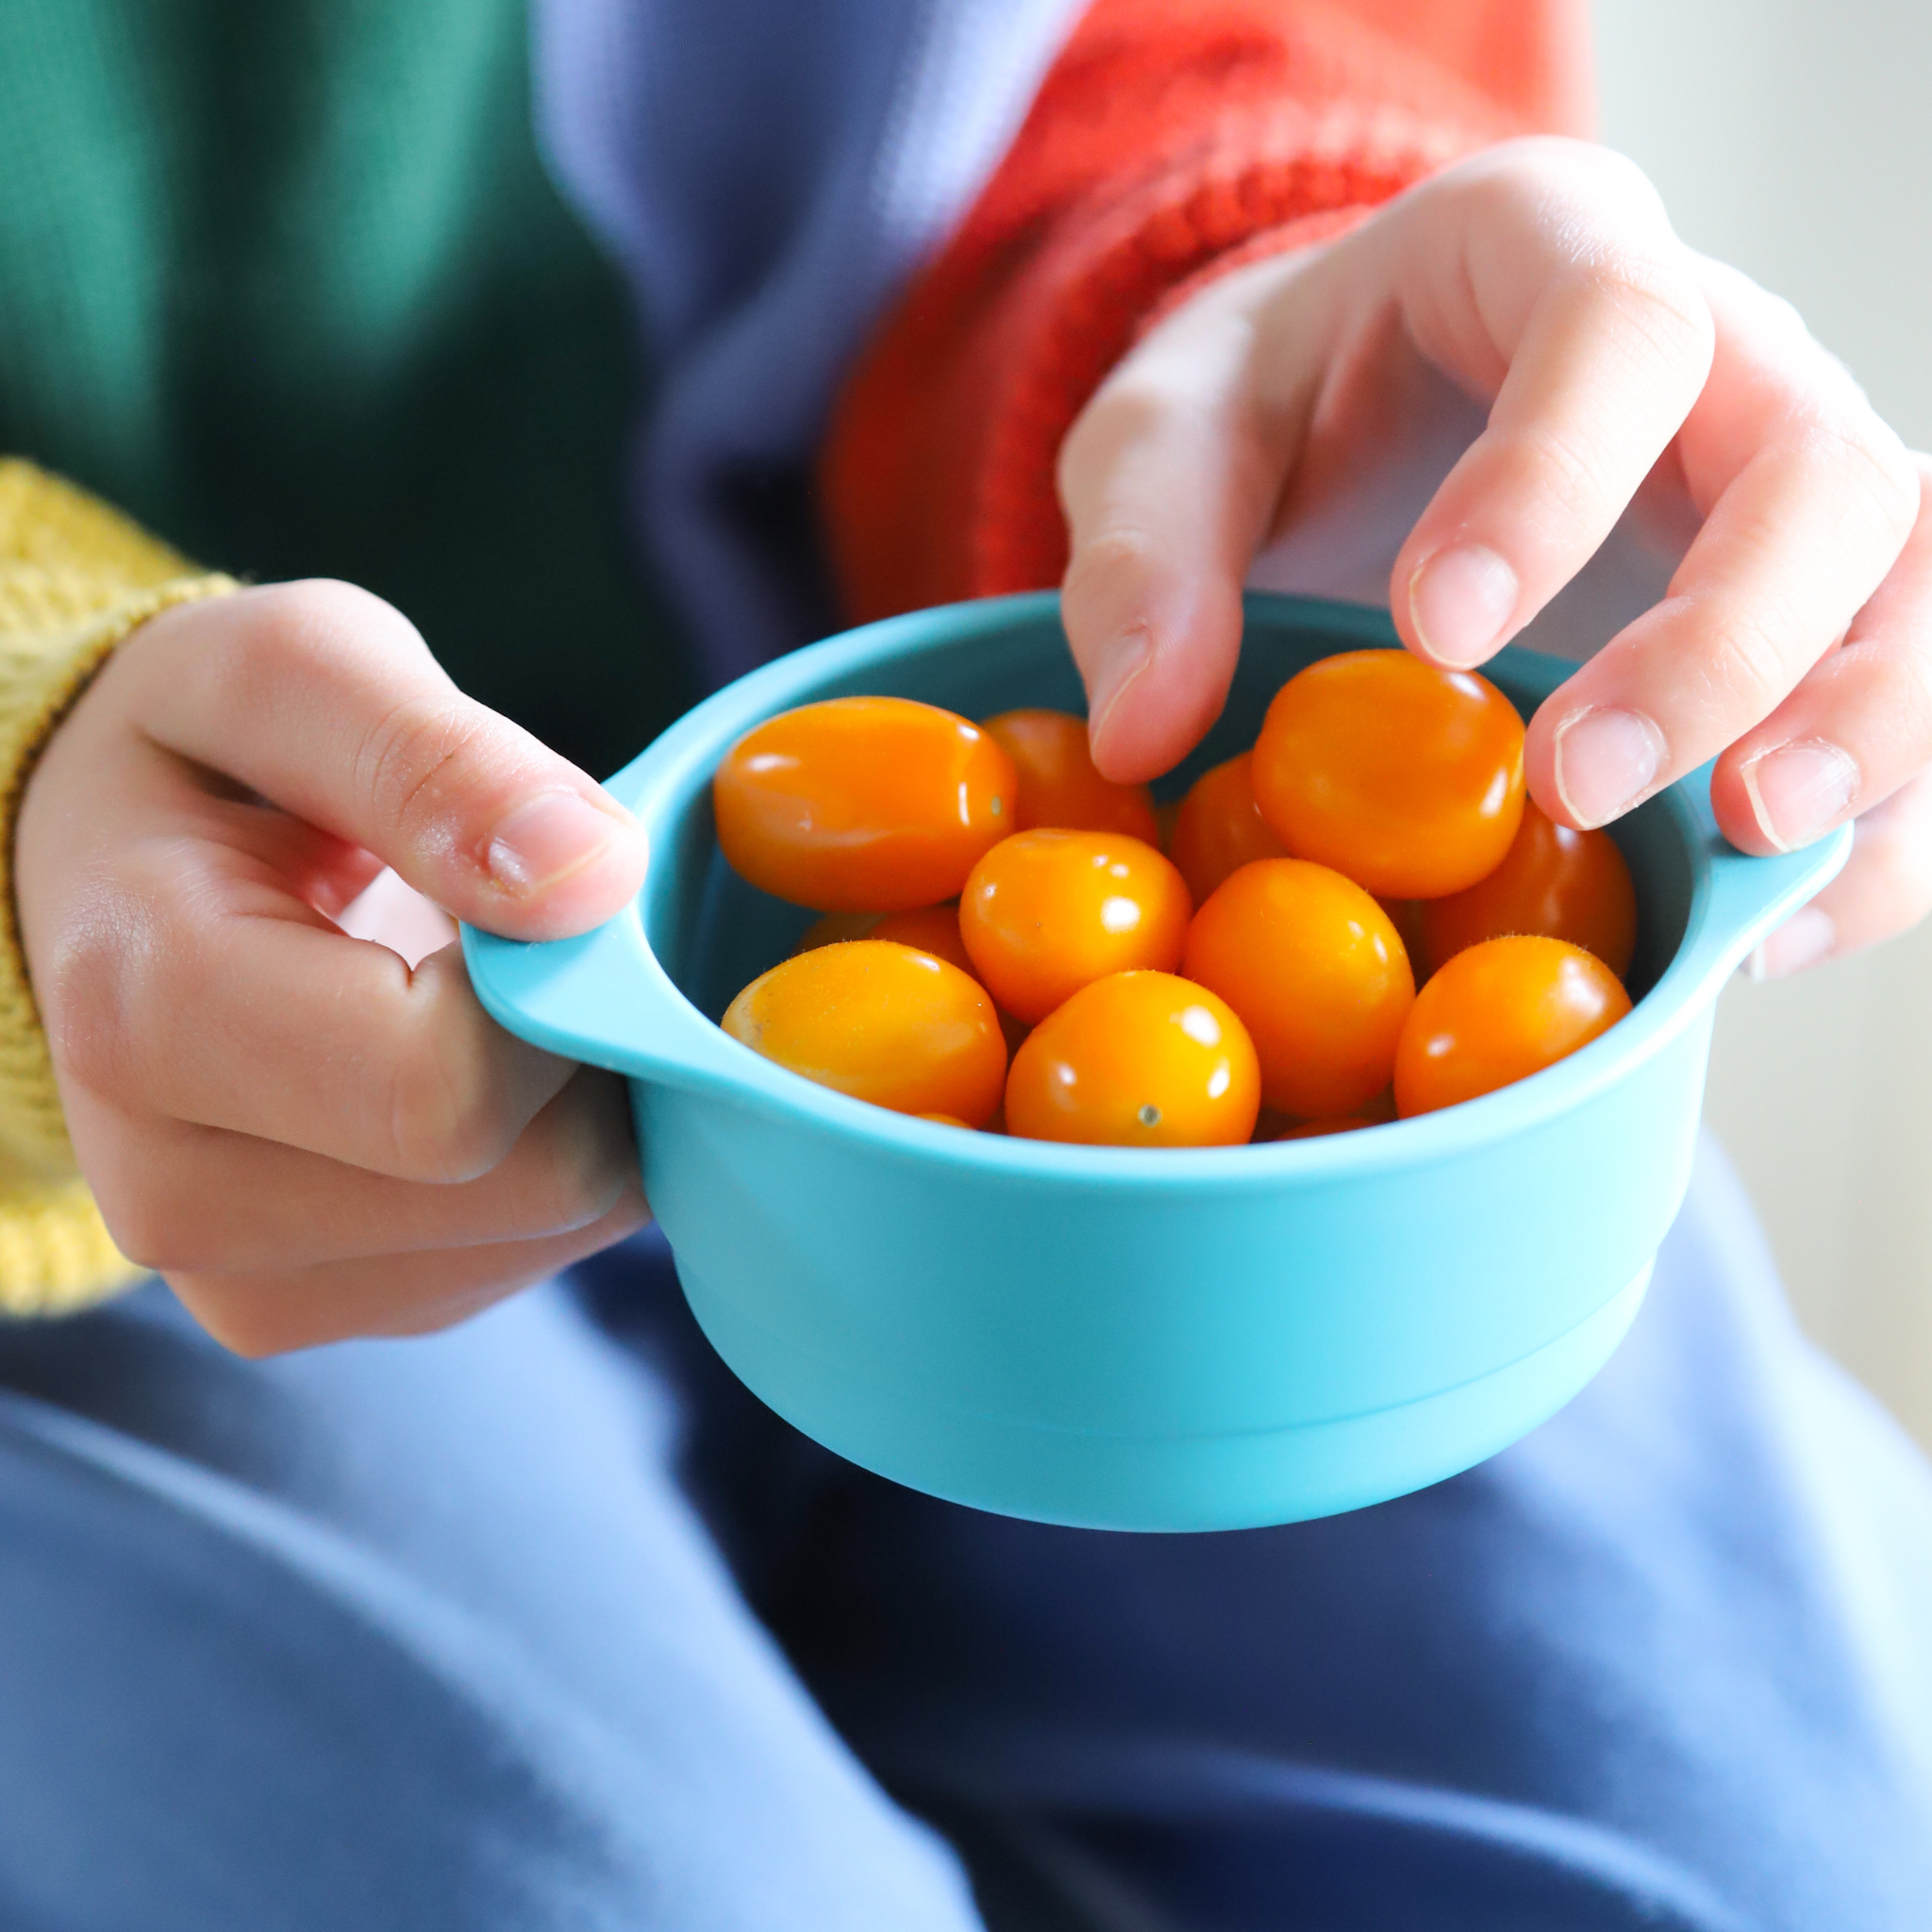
[1597,0,1932,1451]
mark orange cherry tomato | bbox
[868,903,978,976]
[791,909,880,953]
[982,708,1160,841]
[1253,1090,1395,1141]
[1182,858,1415,1118]
[1256,1112,1380,1142]
[792,902,982,977]
[1418,801,1638,980]
[1167,753,1289,905]
[1252,650,1525,898]
[1393,935,1631,1118]
[1005,971,1260,1148]
[959,829,1192,1025]
[714,697,1016,910]
[1376,896,1428,972]
[723,940,1007,1124]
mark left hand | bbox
[1057,137,1931,977]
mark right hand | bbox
[15,580,653,1355]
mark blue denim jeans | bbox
[2,1136,1927,1930]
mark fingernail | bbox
[1407,545,1519,668]
[1740,740,1859,853]
[1554,707,1666,828]
[1088,626,1153,745]
[487,791,637,893]
[1748,905,1837,982]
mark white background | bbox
[1598,0,1932,1450]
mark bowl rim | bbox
[465,591,1849,1190]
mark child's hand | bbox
[15,581,652,1353]
[1059,137,1931,976]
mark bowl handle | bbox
[1674,782,1853,999]
[461,908,750,1093]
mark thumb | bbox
[1056,250,1325,783]
[127,580,648,941]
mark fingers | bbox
[1058,249,1325,781]
[1708,452,1932,856]
[1387,142,1715,669]
[66,1068,638,1274]
[1750,771,1932,978]
[43,824,576,1176]
[1524,261,1921,830]
[167,1188,651,1357]
[119,582,647,941]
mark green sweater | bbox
[0,0,691,780]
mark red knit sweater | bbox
[822,0,1590,624]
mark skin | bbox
[16,581,651,1354]
[21,138,1926,1352]
[1059,139,1932,979]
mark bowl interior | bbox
[656,601,1690,1030]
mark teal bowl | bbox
[465,591,1847,1532]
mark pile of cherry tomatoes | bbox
[710,650,1637,1148]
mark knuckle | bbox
[92,1174,202,1275]
[1586,256,1714,373]
[1702,607,1798,719]
[189,580,433,741]
[34,858,181,1105]
[1811,416,1922,545]
[1065,524,1160,590]
[354,690,493,852]
[382,1017,525,1184]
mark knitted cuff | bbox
[823,101,1486,622]
[0,460,236,1313]
[0,566,237,1177]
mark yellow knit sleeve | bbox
[0,460,236,1316]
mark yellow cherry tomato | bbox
[959,829,1192,1025]
[1168,752,1289,905]
[1182,858,1415,1118]
[1005,971,1260,1148]
[1418,801,1638,980]
[1252,650,1525,898]
[714,696,1016,910]
[723,940,1007,1124]
[1393,935,1631,1117]
[982,708,1160,840]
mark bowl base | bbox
[679,1261,1653,1534]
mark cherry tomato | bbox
[1376,896,1428,973]
[1005,971,1260,1147]
[959,829,1192,1024]
[868,903,978,976]
[1182,858,1414,1118]
[792,902,982,974]
[1393,935,1631,1118]
[920,1113,973,1128]
[1168,752,1289,904]
[982,708,1160,841]
[723,940,1007,1124]
[1256,1112,1380,1142]
[1252,650,1525,897]
[1418,802,1638,980]
[714,697,1016,910]
[792,909,880,953]
[1253,1091,1395,1141]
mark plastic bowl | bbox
[465,591,1848,1532]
